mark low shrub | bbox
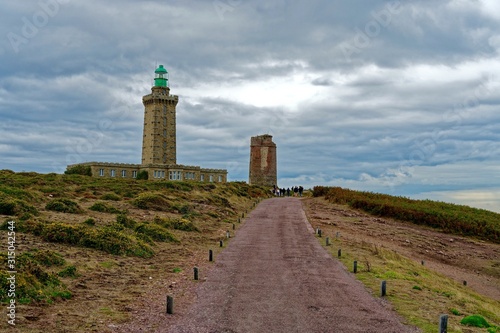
[136,170,148,180]
[24,249,66,267]
[100,193,121,201]
[0,252,68,304]
[89,201,121,214]
[83,218,96,226]
[153,216,199,232]
[64,165,92,176]
[41,223,84,244]
[460,315,492,328]
[38,221,154,257]
[116,214,137,229]
[135,223,178,242]
[90,226,154,257]
[133,192,172,211]
[58,265,77,278]
[0,195,38,216]
[45,199,82,214]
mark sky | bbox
[1,0,499,212]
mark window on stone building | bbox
[121,170,126,177]
[200,174,204,181]
[209,175,213,182]
[110,169,116,177]
[99,169,104,176]
[163,105,167,115]
[163,142,167,149]
[163,118,167,126]
[163,129,167,137]
[132,171,137,178]
[218,175,223,182]
[169,171,181,180]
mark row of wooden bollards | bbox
[166,199,263,315]
[315,228,452,332]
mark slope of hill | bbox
[313,186,500,244]
[0,170,269,332]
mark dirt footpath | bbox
[166,198,419,333]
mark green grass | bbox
[46,198,82,214]
[58,265,77,278]
[0,250,71,304]
[89,201,122,214]
[327,240,500,333]
[100,193,121,201]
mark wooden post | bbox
[439,314,448,333]
[381,280,387,297]
[209,249,213,262]
[338,249,342,258]
[353,261,358,273]
[166,295,174,314]
[194,267,199,280]
[326,237,330,246]
[220,240,223,247]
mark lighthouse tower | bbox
[141,65,179,165]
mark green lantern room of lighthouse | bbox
[154,65,169,87]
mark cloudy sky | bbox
[1,0,499,212]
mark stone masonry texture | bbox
[249,134,277,187]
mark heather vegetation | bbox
[313,186,500,243]
[0,170,269,307]
[0,249,72,304]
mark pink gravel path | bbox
[166,198,419,333]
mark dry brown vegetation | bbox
[0,170,269,332]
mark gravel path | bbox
[166,198,418,333]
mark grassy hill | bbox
[313,186,500,244]
[0,170,269,329]
[2,173,497,332]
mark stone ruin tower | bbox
[249,134,277,187]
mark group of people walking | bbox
[272,185,303,197]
